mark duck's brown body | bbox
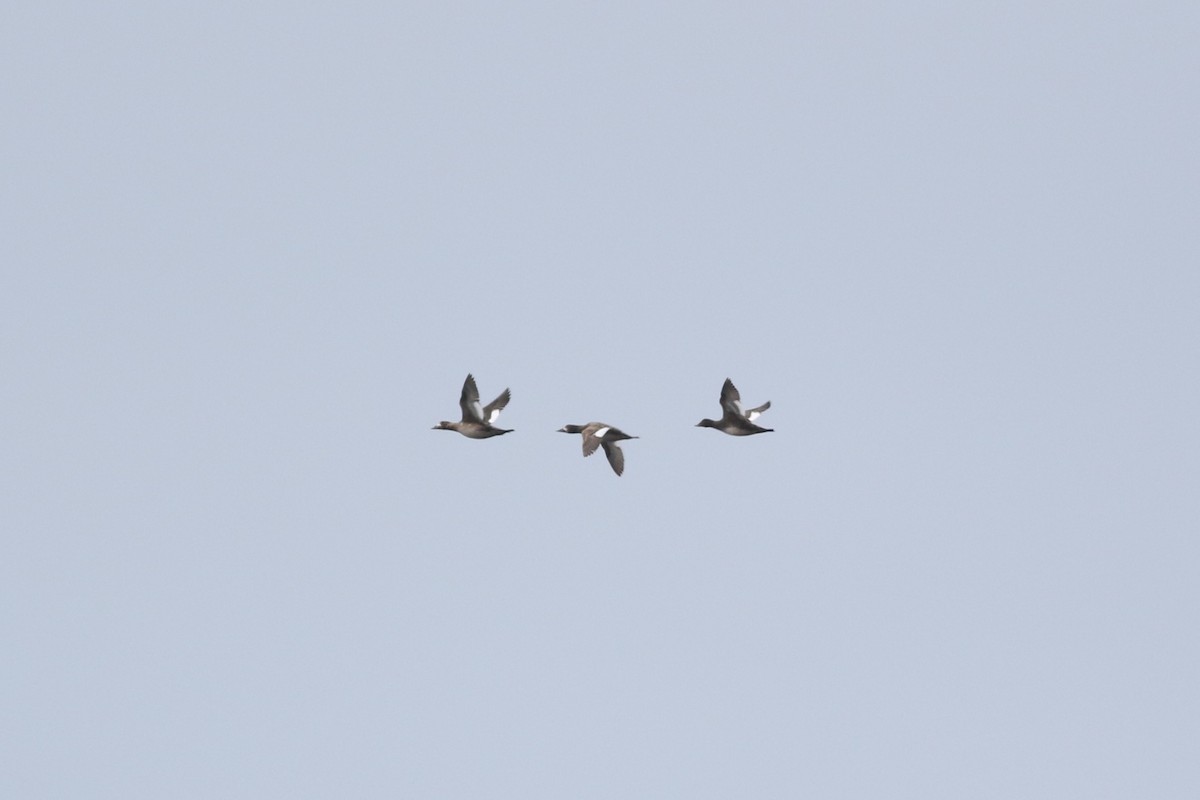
[558,422,638,476]
[433,374,512,438]
[696,378,773,436]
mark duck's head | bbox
[433,421,456,430]
[695,418,719,428]
[557,424,584,434]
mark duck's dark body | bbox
[434,374,513,438]
[558,422,638,476]
[696,378,773,436]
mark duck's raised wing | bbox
[482,388,511,423]
[459,374,483,422]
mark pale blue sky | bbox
[3,3,1198,797]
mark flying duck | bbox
[433,373,513,438]
[557,422,638,476]
[696,378,773,435]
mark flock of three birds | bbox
[434,374,773,476]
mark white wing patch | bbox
[746,410,760,422]
[469,400,483,421]
[593,426,610,439]
[487,408,502,423]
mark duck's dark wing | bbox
[482,388,511,423]
[601,441,625,476]
[458,374,484,422]
[719,378,744,417]
[581,431,603,457]
[744,400,770,421]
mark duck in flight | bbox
[696,378,773,436]
[558,422,638,476]
[433,374,512,438]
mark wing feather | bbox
[602,441,625,476]
[483,388,511,423]
[459,374,483,422]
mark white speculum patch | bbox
[593,426,610,439]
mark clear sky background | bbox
[3,3,1198,797]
